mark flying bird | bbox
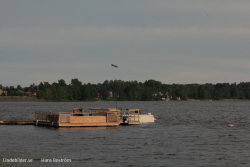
[111,64,118,68]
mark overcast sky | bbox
[1,0,250,87]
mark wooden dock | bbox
[0,121,34,125]
[34,108,121,127]
[0,108,154,127]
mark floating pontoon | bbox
[35,108,155,127]
[35,108,120,127]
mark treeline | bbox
[1,79,250,101]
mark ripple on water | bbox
[0,101,250,166]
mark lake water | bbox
[0,101,250,167]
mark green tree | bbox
[198,85,208,99]
[230,83,239,99]
[70,78,82,100]
[142,87,153,101]
[82,83,98,101]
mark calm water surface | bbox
[0,101,250,167]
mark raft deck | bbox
[0,108,154,127]
[35,108,121,127]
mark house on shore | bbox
[24,85,37,96]
[0,89,7,96]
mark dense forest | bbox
[1,79,250,101]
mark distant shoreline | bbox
[0,96,248,102]
[0,96,47,102]
[187,99,248,101]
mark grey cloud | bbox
[0,0,250,86]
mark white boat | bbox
[140,112,155,123]
[121,109,155,125]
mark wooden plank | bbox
[70,116,107,123]
[126,109,140,111]
[0,121,34,125]
[36,118,119,127]
[58,122,119,127]
[59,113,70,123]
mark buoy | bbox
[154,118,157,121]
[228,119,233,127]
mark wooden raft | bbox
[35,108,121,127]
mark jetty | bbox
[34,108,155,127]
[0,108,155,127]
[35,108,121,127]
